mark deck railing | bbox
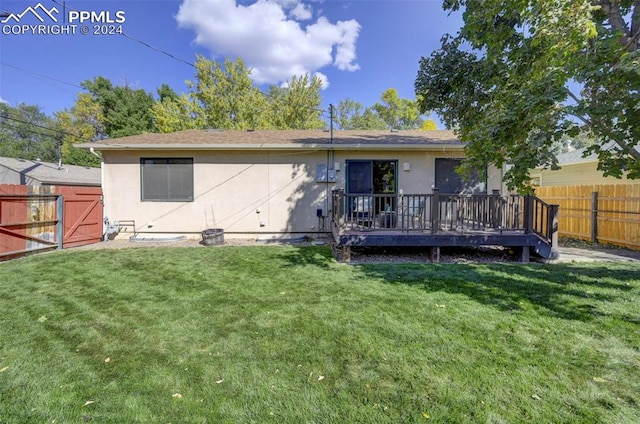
[331,189,558,241]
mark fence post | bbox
[591,191,598,243]
[56,195,64,250]
[431,188,440,234]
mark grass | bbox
[0,246,638,423]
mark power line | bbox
[1,114,95,143]
[50,0,195,68]
[0,61,83,89]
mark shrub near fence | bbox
[535,184,640,250]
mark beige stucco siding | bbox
[102,148,501,238]
[103,150,329,237]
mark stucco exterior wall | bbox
[103,149,502,239]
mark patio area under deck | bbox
[331,190,559,263]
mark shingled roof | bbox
[76,129,463,151]
[0,157,101,186]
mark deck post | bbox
[491,190,501,228]
[431,188,440,234]
[549,204,559,257]
[520,247,530,263]
[523,195,533,234]
[430,246,440,263]
[342,245,351,263]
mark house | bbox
[0,157,101,187]
[531,143,638,187]
[77,129,557,260]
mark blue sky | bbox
[0,0,463,127]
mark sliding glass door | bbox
[346,160,397,195]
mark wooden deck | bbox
[331,190,559,262]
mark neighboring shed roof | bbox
[0,157,101,186]
[554,141,636,166]
[555,147,599,166]
[76,129,464,151]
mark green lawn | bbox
[0,246,638,423]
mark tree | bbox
[335,98,364,130]
[0,103,59,162]
[187,56,270,130]
[420,119,438,131]
[152,93,202,133]
[335,90,430,130]
[55,93,103,167]
[373,88,423,130]
[152,56,326,131]
[415,0,640,192]
[266,74,325,129]
[82,76,155,138]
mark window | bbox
[141,158,194,202]
[435,158,486,194]
[346,160,397,194]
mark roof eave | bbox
[75,143,465,151]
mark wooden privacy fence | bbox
[535,184,640,250]
[0,184,103,260]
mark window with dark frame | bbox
[140,158,194,202]
[434,158,486,194]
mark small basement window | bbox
[141,158,194,202]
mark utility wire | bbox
[1,115,95,143]
[50,0,195,68]
[0,62,83,89]
[1,120,64,141]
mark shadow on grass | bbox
[355,261,639,322]
[276,245,638,323]
[277,244,336,269]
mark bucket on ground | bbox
[202,228,224,246]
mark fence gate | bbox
[0,184,103,260]
[57,186,103,248]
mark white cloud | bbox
[0,97,8,105]
[290,3,312,20]
[176,0,360,88]
[313,72,329,89]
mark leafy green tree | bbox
[152,94,202,133]
[335,98,364,130]
[416,0,640,192]
[420,119,438,131]
[82,76,155,138]
[352,107,387,130]
[157,83,179,103]
[55,93,103,167]
[187,56,270,130]
[373,88,423,130]
[0,103,59,162]
[266,74,325,129]
[336,90,429,130]
[152,56,326,131]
